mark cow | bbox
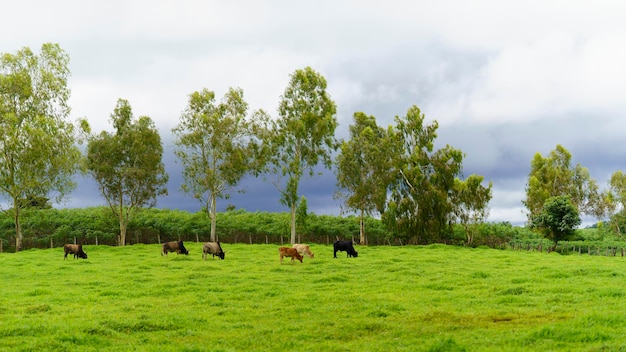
[203,241,225,260]
[161,241,189,256]
[292,244,314,259]
[333,240,358,258]
[279,246,303,264]
[64,244,88,260]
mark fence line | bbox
[509,241,626,257]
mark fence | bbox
[509,241,626,257]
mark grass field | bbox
[1,243,626,351]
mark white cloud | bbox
[464,31,626,123]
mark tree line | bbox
[0,43,495,251]
[3,43,625,252]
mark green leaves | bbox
[387,106,465,243]
[452,175,493,244]
[524,144,599,222]
[87,99,169,245]
[172,87,261,241]
[335,112,395,244]
[532,195,581,245]
[0,43,80,251]
[271,67,338,243]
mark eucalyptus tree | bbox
[0,43,83,251]
[270,67,338,244]
[597,171,626,236]
[383,105,464,243]
[172,87,264,242]
[452,175,493,244]
[523,144,600,222]
[86,99,168,246]
[335,112,396,245]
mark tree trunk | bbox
[290,202,297,244]
[464,223,472,244]
[14,200,22,252]
[119,216,127,246]
[210,195,217,242]
[117,196,127,246]
[359,209,366,245]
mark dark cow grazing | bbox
[279,246,303,263]
[292,244,314,259]
[333,240,358,258]
[162,241,189,256]
[64,244,88,260]
[203,241,225,260]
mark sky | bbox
[3,0,626,226]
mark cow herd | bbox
[63,240,358,263]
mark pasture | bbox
[1,243,626,351]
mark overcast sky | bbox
[3,1,626,225]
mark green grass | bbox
[2,243,626,351]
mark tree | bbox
[523,144,599,222]
[0,43,83,251]
[270,67,338,244]
[532,195,581,250]
[172,87,261,242]
[452,175,493,244]
[335,112,396,245]
[384,105,464,243]
[597,170,626,236]
[86,99,168,246]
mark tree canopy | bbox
[532,195,581,248]
[0,43,82,251]
[383,105,465,243]
[452,174,493,244]
[523,144,600,222]
[173,87,263,242]
[86,99,168,246]
[335,112,396,244]
[270,67,338,244]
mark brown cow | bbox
[162,241,189,256]
[292,244,314,259]
[202,242,225,260]
[279,246,303,264]
[64,244,88,260]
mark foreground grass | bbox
[1,243,626,351]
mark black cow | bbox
[202,242,225,260]
[64,244,88,260]
[333,240,358,258]
[162,241,189,256]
